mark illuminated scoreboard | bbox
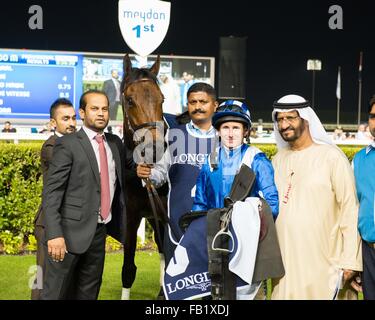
[0,50,83,119]
[0,48,215,121]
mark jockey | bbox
[163,100,282,300]
[193,99,279,217]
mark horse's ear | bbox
[149,55,160,76]
[123,54,132,78]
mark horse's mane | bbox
[121,67,159,93]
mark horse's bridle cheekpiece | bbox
[122,77,165,142]
[122,75,174,245]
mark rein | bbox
[122,76,171,244]
[144,178,169,247]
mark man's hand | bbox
[343,269,356,282]
[350,275,363,292]
[137,163,153,179]
[343,269,362,292]
[48,237,67,262]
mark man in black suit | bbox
[41,90,128,300]
[1,121,17,132]
[102,69,121,121]
[31,98,76,300]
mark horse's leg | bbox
[147,218,166,299]
[121,208,142,300]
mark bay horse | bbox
[120,54,168,300]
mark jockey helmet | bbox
[212,100,252,130]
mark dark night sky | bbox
[1,0,374,124]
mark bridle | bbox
[122,76,177,245]
[122,78,165,138]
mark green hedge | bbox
[0,142,365,254]
[253,144,363,162]
[0,143,43,254]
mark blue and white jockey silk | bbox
[194,144,279,218]
[163,197,261,300]
[163,144,279,300]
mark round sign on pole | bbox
[118,0,171,58]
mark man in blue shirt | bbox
[353,95,375,299]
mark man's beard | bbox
[279,121,305,142]
[65,126,76,134]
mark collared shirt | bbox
[187,120,215,138]
[353,141,375,242]
[221,145,243,197]
[55,131,63,138]
[365,140,375,155]
[82,126,117,224]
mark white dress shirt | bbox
[82,126,117,224]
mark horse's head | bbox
[121,54,165,163]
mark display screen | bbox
[0,50,83,119]
[0,49,214,120]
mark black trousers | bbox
[362,240,375,300]
[41,224,106,300]
[109,102,120,120]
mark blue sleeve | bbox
[252,153,279,218]
[192,162,209,212]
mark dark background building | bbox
[1,0,374,124]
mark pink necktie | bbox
[94,134,110,220]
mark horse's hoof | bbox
[156,287,165,300]
[121,288,130,300]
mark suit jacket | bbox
[102,78,121,106]
[35,134,58,227]
[43,129,127,254]
[2,128,16,132]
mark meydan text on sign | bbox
[118,0,171,57]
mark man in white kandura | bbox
[270,94,362,300]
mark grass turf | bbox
[0,251,363,300]
[0,251,161,300]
